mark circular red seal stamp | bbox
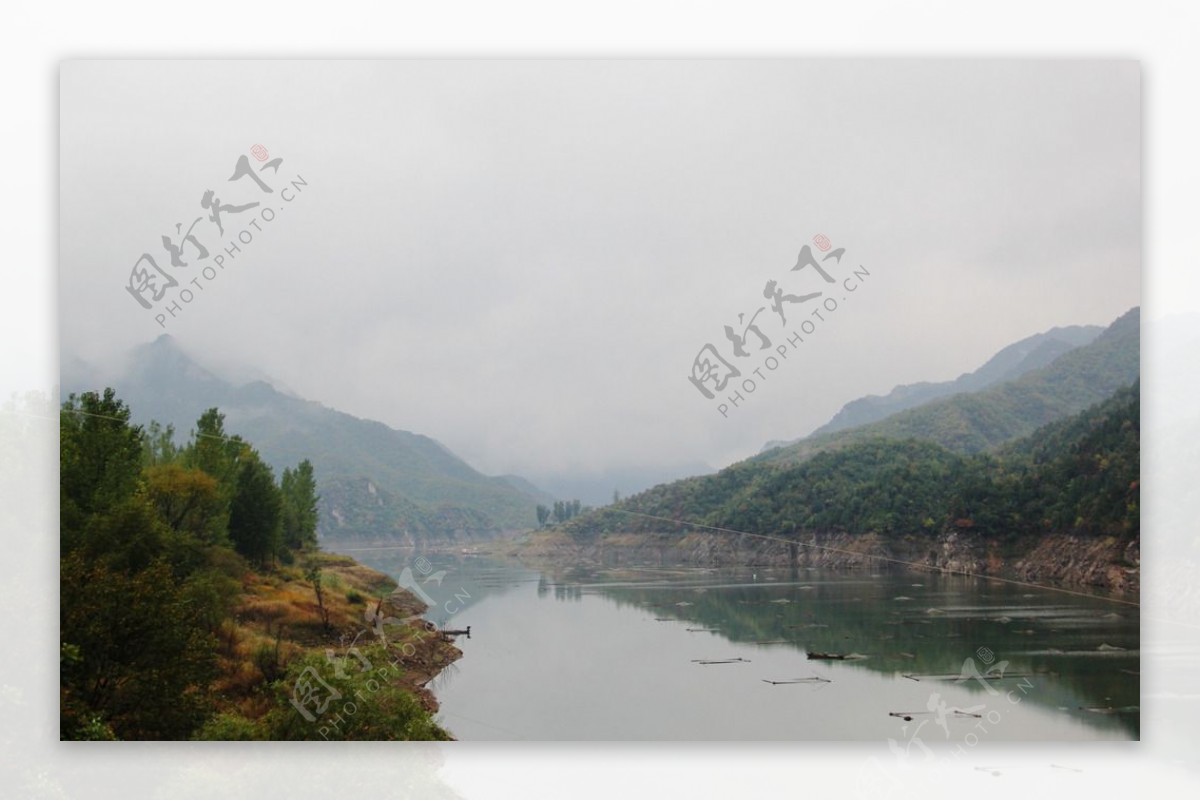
[251,144,269,162]
[813,234,832,252]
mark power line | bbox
[16,406,245,446]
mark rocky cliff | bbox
[514,529,1140,596]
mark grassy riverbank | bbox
[194,550,462,740]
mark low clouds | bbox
[61,60,1140,485]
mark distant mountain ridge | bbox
[757,307,1138,466]
[559,380,1140,547]
[61,336,544,541]
[763,323,1102,451]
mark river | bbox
[327,545,1139,741]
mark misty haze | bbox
[59,60,1140,741]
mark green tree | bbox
[282,459,320,550]
[60,553,218,739]
[145,462,226,545]
[60,389,145,524]
[141,420,179,466]
[304,562,331,632]
[182,408,246,539]
[228,450,283,567]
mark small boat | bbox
[806,651,848,660]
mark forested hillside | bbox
[62,336,542,541]
[764,323,1102,447]
[60,389,454,740]
[758,307,1138,466]
[561,383,1139,544]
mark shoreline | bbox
[497,528,1140,600]
[209,550,464,740]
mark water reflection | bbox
[328,545,1138,740]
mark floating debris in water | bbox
[888,708,981,722]
[893,596,914,601]
[691,657,751,665]
[1097,643,1126,652]
[762,676,831,685]
[808,651,868,661]
[675,601,694,607]
[769,598,793,604]
[686,627,719,633]
[925,608,946,615]
[995,616,1013,624]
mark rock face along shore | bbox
[509,528,1140,597]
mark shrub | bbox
[194,712,265,741]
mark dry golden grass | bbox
[204,548,457,726]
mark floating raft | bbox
[888,709,982,721]
[807,651,867,661]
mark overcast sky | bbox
[59,60,1140,486]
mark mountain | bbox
[496,474,558,507]
[61,336,545,541]
[525,463,717,509]
[756,307,1138,466]
[561,381,1140,543]
[762,323,1102,451]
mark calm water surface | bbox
[331,547,1139,741]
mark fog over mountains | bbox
[63,336,545,542]
[764,323,1104,449]
[62,307,1137,543]
[758,308,1138,466]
